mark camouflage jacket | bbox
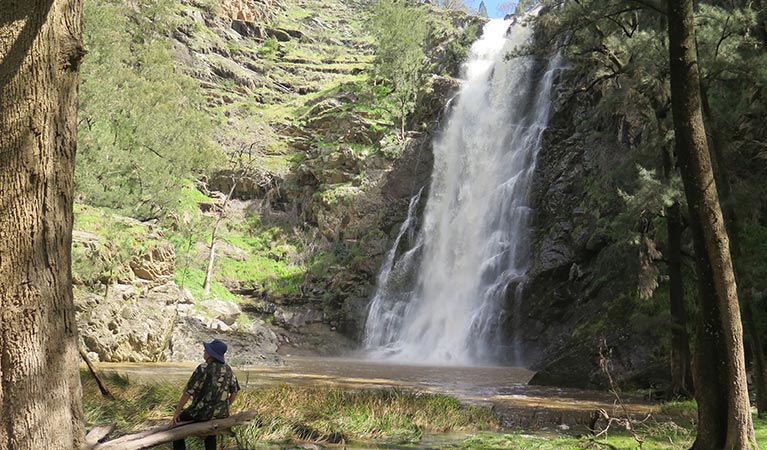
[183,360,240,421]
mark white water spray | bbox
[364,17,562,365]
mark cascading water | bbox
[364,16,562,365]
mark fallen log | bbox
[86,424,115,447]
[89,411,258,450]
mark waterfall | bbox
[363,17,562,366]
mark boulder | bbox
[265,27,291,42]
[272,306,324,329]
[200,299,242,326]
[231,19,264,38]
[129,242,176,282]
[305,111,381,146]
[208,169,278,200]
[167,316,281,366]
[76,283,179,362]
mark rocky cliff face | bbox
[74,0,483,362]
[518,66,667,389]
[168,0,482,348]
[73,212,280,364]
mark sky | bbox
[466,0,513,18]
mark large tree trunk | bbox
[666,0,756,448]
[652,0,694,399]
[701,83,767,418]
[666,201,693,397]
[744,298,767,418]
[662,129,694,398]
[656,82,694,398]
[0,1,85,449]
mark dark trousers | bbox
[172,411,217,450]
[172,435,216,450]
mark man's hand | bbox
[169,411,182,427]
[169,392,191,427]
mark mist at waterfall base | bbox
[362,18,562,367]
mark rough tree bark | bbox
[661,125,694,398]
[666,201,694,397]
[666,0,757,448]
[701,84,767,418]
[0,0,85,449]
[649,0,694,398]
[654,77,694,398]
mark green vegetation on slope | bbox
[78,0,219,221]
[72,0,484,339]
[369,0,430,136]
[72,204,164,286]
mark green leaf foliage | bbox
[77,0,219,220]
[367,0,430,135]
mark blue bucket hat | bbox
[203,339,227,363]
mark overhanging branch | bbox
[627,0,665,15]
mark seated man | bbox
[169,339,241,450]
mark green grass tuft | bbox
[82,372,498,449]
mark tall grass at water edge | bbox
[82,372,767,449]
[81,370,498,449]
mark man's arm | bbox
[171,364,205,426]
[169,392,191,426]
[228,390,238,407]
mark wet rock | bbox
[408,75,460,130]
[519,63,664,389]
[340,294,370,338]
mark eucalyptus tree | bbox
[694,2,767,418]
[0,0,86,448]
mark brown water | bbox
[95,355,656,432]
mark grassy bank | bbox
[459,402,767,450]
[82,371,767,449]
[82,371,498,449]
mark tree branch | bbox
[627,0,665,15]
